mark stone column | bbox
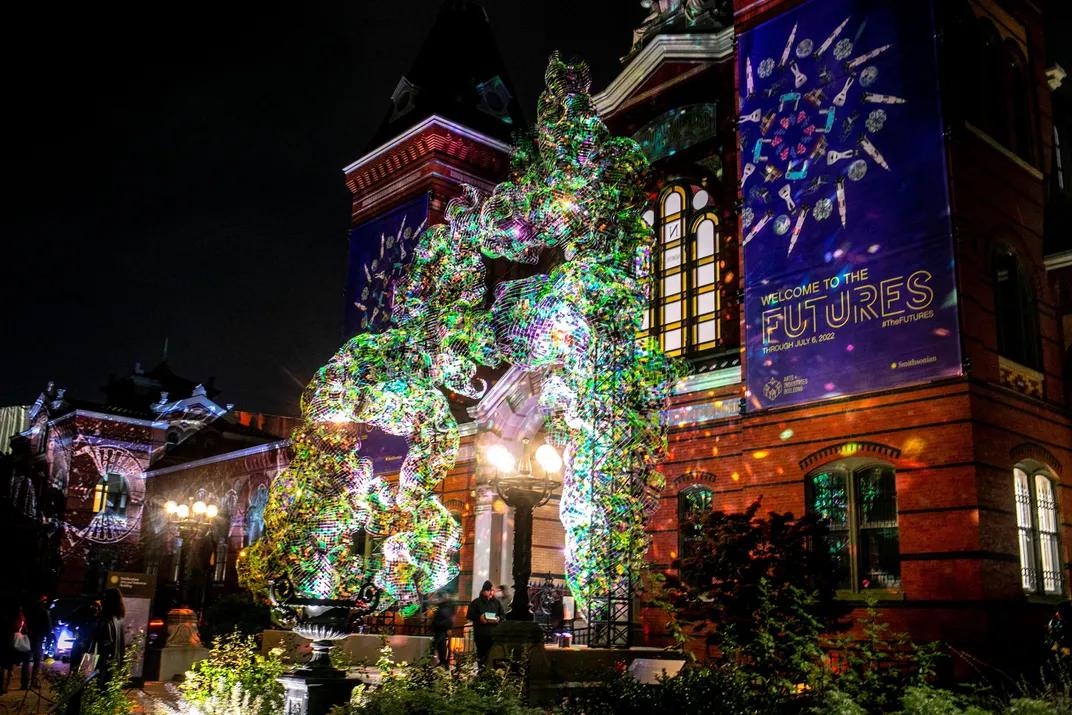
[471,484,497,599]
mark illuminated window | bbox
[807,464,899,592]
[1015,466,1063,595]
[214,540,229,583]
[993,245,1041,370]
[644,185,722,357]
[677,486,713,563]
[92,473,129,518]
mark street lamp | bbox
[163,493,221,612]
[487,438,561,621]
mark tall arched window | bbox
[445,511,463,594]
[979,20,1008,143]
[993,245,1041,370]
[92,473,129,518]
[1015,465,1063,594]
[807,464,899,592]
[677,485,713,565]
[1007,45,1035,164]
[646,185,722,357]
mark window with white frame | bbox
[642,185,721,357]
[1015,466,1063,595]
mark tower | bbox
[342,0,522,337]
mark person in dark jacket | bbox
[68,600,100,673]
[20,594,51,690]
[93,588,126,684]
[430,597,456,668]
[466,581,504,669]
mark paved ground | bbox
[0,661,66,715]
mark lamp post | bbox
[486,438,561,621]
[163,494,219,612]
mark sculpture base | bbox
[278,672,357,715]
[158,645,209,682]
[488,620,549,677]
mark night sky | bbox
[2,0,642,416]
[3,1,1070,416]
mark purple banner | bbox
[345,194,429,337]
[739,0,961,410]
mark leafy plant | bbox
[47,645,135,715]
[147,682,267,715]
[823,596,944,711]
[330,644,540,715]
[659,501,850,704]
[179,631,284,715]
[200,592,273,644]
[556,662,751,715]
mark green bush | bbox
[179,631,284,715]
[556,663,752,715]
[330,644,540,715]
[47,647,135,715]
[200,592,273,644]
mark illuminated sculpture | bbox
[241,54,680,620]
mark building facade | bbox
[3,362,297,610]
[339,0,1072,672]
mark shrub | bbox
[330,644,540,715]
[200,592,273,644]
[179,631,284,715]
[47,647,135,715]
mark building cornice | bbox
[1045,250,1072,271]
[143,439,290,478]
[47,410,164,430]
[593,31,733,117]
[673,365,742,395]
[343,115,514,177]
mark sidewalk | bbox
[0,661,66,715]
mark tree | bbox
[659,500,851,700]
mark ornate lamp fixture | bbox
[164,494,219,541]
[486,438,561,621]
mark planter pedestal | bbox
[278,672,356,715]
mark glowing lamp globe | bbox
[193,501,207,515]
[206,504,218,519]
[165,501,178,514]
[177,504,190,518]
[535,443,562,473]
[486,444,515,473]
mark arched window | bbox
[213,540,229,583]
[645,185,722,357]
[807,463,899,592]
[245,485,269,545]
[1015,465,1063,594]
[92,473,129,518]
[678,485,713,566]
[1007,45,1035,164]
[993,244,1041,370]
[978,20,1008,143]
[445,511,463,594]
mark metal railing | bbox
[47,670,97,715]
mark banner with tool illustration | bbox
[738,0,961,410]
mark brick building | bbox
[2,361,297,610]
[340,0,1072,671]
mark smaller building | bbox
[2,361,297,609]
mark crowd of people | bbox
[1,587,126,694]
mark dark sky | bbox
[2,0,643,416]
[4,1,1070,416]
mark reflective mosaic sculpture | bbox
[241,53,681,618]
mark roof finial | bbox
[163,337,169,362]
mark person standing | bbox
[466,581,504,669]
[1,597,23,695]
[93,588,125,684]
[497,585,513,615]
[430,597,456,668]
[19,594,50,690]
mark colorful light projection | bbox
[240,53,681,618]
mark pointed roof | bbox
[365,0,524,149]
